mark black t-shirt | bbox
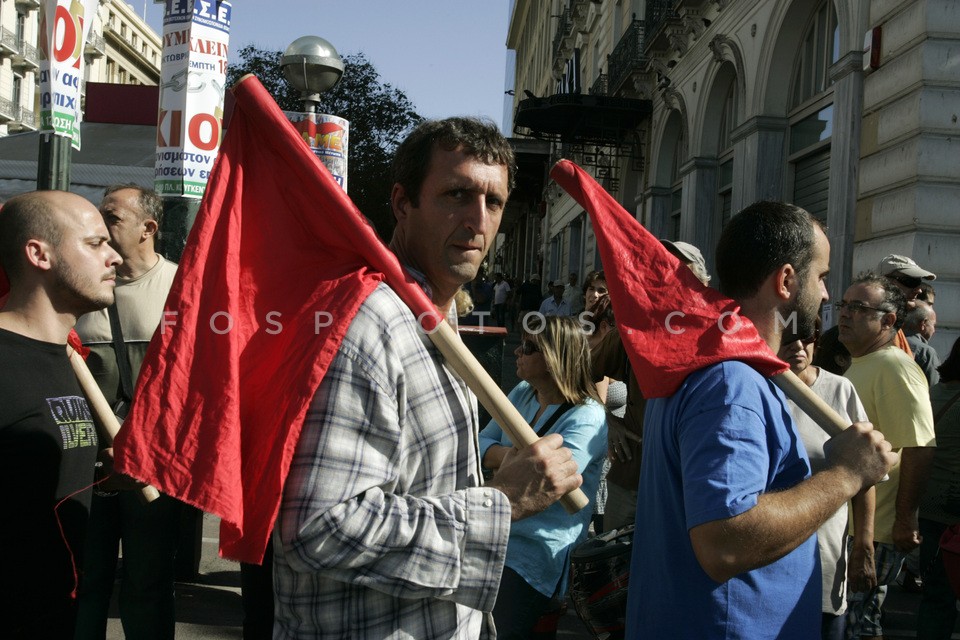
[0,327,99,635]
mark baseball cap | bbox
[530,273,541,281]
[876,254,936,280]
[661,239,707,274]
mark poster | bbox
[283,112,349,192]
[154,0,231,198]
[38,0,99,149]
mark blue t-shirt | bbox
[626,361,820,640]
[479,381,607,597]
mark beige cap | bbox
[876,254,936,280]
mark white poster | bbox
[38,0,99,149]
[155,0,231,198]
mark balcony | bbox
[0,27,17,57]
[0,96,14,122]
[644,0,682,53]
[85,32,105,59]
[15,0,41,10]
[608,19,646,95]
[13,105,38,131]
[12,39,39,71]
[514,89,651,148]
[589,73,608,96]
[552,8,573,76]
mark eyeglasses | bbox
[835,300,890,315]
[801,329,820,347]
[519,339,540,356]
[889,273,922,289]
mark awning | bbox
[513,92,651,146]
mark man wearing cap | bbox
[539,281,571,317]
[877,254,936,310]
[661,239,711,286]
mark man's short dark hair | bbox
[851,271,907,330]
[716,201,823,299]
[391,117,516,207]
[103,183,163,226]
[0,191,63,282]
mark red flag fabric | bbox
[113,75,441,563]
[550,159,786,398]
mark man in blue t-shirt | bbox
[626,202,898,639]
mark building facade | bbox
[0,0,160,135]
[507,0,959,354]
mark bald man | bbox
[0,191,121,638]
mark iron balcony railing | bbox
[608,19,645,93]
[552,8,572,60]
[15,38,39,68]
[589,73,608,96]
[16,105,37,129]
[0,26,17,55]
[85,32,105,57]
[0,96,14,121]
[645,0,680,48]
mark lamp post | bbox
[280,36,344,112]
[279,36,349,191]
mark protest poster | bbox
[155,0,232,197]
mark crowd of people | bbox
[2,114,958,640]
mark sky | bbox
[138,1,514,126]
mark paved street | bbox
[102,329,947,639]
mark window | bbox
[669,127,685,239]
[787,0,838,223]
[717,80,738,229]
[791,0,839,109]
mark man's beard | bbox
[52,259,114,313]
[781,281,819,344]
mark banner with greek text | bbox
[283,112,349,192]
[155,0,231,198]
[38,0,99,149]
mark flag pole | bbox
[429,322,591,513]
[68,347,161,503]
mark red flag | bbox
[113,76,441,563]
[549,160,786,398]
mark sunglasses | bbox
[801,329,820,347]
[889,273,922,289]
[520,339,540,356]
[835,300,889,315]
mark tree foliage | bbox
[227,45,423,238]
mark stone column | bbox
[825,51,864,307]
[680,157,719,274]
[730,115,788,212]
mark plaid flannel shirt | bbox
[274,283,511,639]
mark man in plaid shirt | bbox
[273,118,584,639]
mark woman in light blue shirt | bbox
[480,315,607,639]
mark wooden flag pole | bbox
[67,347,161,503]
[772,370,846,437]
[429,321,591,514]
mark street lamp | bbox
[280,36,344,113]
[279,36,349,191]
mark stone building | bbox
[505,0,958,354]
[0,0,160,136]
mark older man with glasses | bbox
[838,272,937,640]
